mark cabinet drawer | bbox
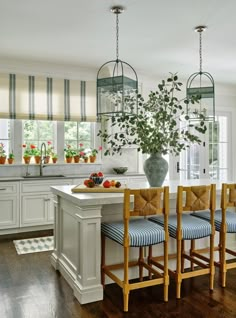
[21,179,72,193]
[0,182,19,194]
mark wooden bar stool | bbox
[101,187,169,312]
[191,183,236,287]
[149,184,216,299]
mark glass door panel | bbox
[178,114,229,181]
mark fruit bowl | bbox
[90,176,104,185]
[113,167,128,174]
[89,172,104,185]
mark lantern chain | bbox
[199,29,202,74]
[116,12,119,61]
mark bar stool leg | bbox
[123,245,129,312]
[176,237,182,299]
[139,247,144,281]
[221,230,227,287]
[181,240,185,272]
[210,233,215,290]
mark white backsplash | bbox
[0,148,140,177]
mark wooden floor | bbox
[1,231,236,318]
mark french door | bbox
[177,113,230,181]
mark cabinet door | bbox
[0,195,19,229]
[21,194,52,226]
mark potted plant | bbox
[64,144,76,163]
[31,146,41,164]
[74,143,84,163]
[98,74,207,186]
[0,143,6,164]
[46,141,54,163]
[89,146,102,163]
[52,153,58,164]
[79,151,89,163]
[7,152,15,164]
[22,143,36,164]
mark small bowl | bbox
[113,167,128,174]
[90,176,104,185]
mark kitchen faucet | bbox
[40,142,47,176]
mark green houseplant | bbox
[0,142,6,164]
[8,152,14,164]
[98,74,207,186]
[64,144,76,163]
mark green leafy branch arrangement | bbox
[98,74,207,156]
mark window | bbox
[23,120,55,150]
[0,119,96,163]
[22,120,95,159]
[0,119,11,157]
[64,121,94,152]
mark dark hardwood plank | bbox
[1,231,236,317]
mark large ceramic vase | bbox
[143,153,168,187]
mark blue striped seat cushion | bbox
[101,219,165,247]
[149,214,211,240]
[191,209,236,233]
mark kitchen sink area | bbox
[22,174,65,179]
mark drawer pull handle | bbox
[0,188,7,190]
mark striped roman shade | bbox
[0,73,96,121]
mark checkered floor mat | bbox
[13,236,54,255]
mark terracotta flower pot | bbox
[44,156,50,164]
[74,155,80,163]
[0,156,6,164]
[89,155,96,163]
[66,157,72,163]
[52,158,58,164]
[83,158,88,163]
[7,158,14,164]
[23,156,31,164]
[34,155,41,164]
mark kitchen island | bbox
[50,179,231,305]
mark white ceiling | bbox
[0,0,236,85]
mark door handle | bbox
[177,162,187,173]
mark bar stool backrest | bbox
[177,185,216,213]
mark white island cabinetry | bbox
[0,182,20,229]
[50,179,229,305]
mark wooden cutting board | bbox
[71,184,125,193]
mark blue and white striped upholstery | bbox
[101,219,165,247]
[191,209,236,233]
[149,214,212,240]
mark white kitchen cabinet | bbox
[21,193,53,226]
[21,179,72,227]
[0,182,20,229]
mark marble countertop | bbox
[51,179,226,206]
[0,173,146,182]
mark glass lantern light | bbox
[97,6,138,119]
[186,26,215,121]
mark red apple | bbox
[103,180,111,188]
